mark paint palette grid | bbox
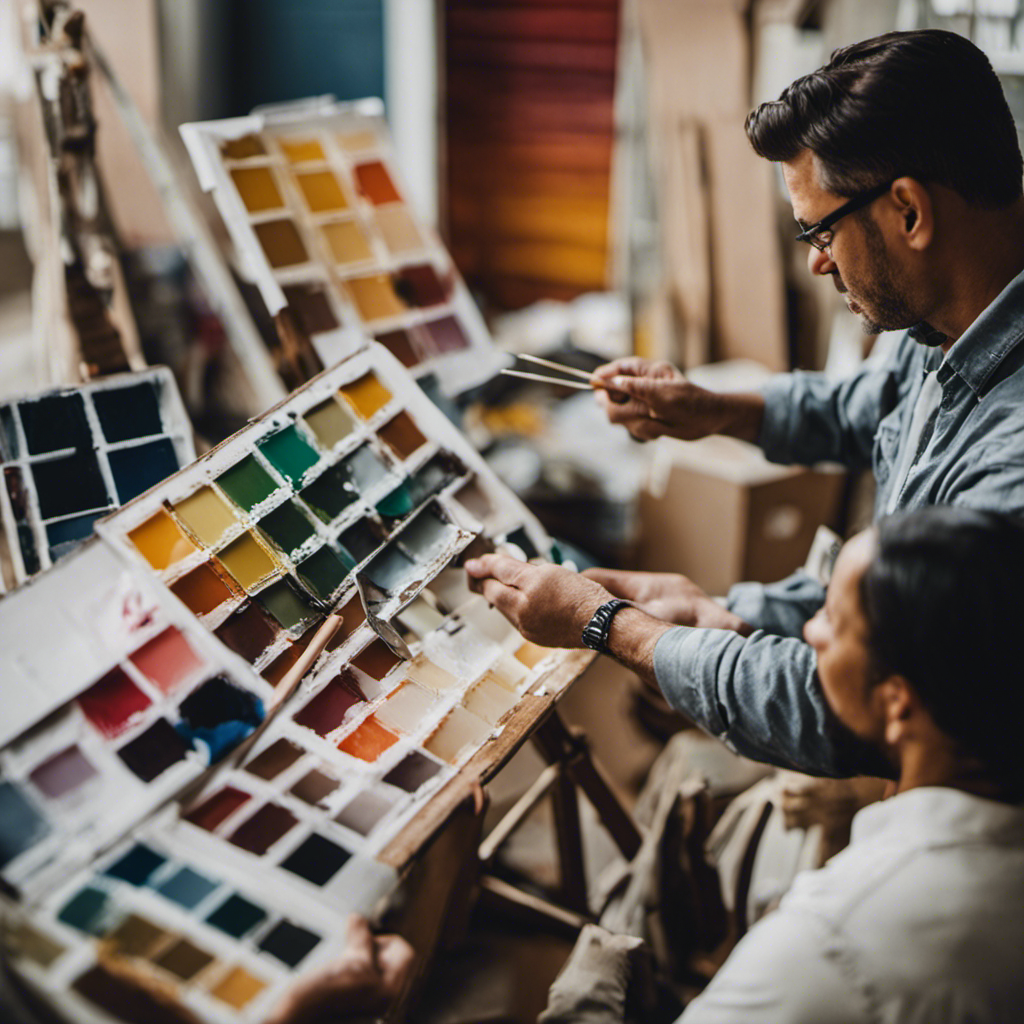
[180,98,505,396]
[99,361,483,682]
[0,541,274,899]
[0,367,195,594]
[2,344,560,1024]
[8,821,394,1024]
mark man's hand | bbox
[582,568,753,635]
[591,357,765,444]
[265,915,414,1024]
[464,555,611,648]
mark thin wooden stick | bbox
[516,353,598,382]
[269,613,345,710]
[500,368,610,390]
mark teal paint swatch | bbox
[205,893,267,938]
[258,579,317,630]
[258,425,319,485]
[258,500,317,555]
[297,546,350,600]
[58,887,111,935]
[300,464,358,523]
[376,482,414,521]
[217,456,278,512]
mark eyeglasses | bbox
[795,180,894,253]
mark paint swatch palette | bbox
[0,540,273,900]
[10,817,396,1024]
[2,344,559,1023]
[0,368,195,594]
[180,97,505,397]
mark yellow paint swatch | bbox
[278,137,325,163]
[405,654,460,694]
[230,166,283,212]
[208,966,267,1009]
[217,531,278,591]
[515,641,552,669]
[337,130,378,153]
[339,372,392,420]
[464,674,517,725]
[173,487,238,548]
[343,274,406,323]
[128,509,198,571]
[376,205,424,256]
[424,706,491,764]
[295,170,349,213]
[321,221,373,265]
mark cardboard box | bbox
[640,435,845,596]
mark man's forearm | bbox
[718,391,766,444]
[603,606,675,684]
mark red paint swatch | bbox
[129,627,205,695]
[293,675,365,737]
[337,716,399,762]
[354,161,402,205]
[77,668,152,739]
[184,786,251,832]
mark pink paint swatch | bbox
[129,627,205,695]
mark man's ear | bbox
[889,177,933,251]
[878,675,916,747]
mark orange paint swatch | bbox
[338,716,399,762]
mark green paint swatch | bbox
[301,465,358,523]
[217,456,278,512]
[297,546,350,601]
[376,482,415,521]
[258,579,317,630]
[258,426,319,485]
[258,500,317,555]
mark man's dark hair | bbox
[746,30,1024,207]
[861,506,1024,798]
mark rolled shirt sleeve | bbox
[653,626,893,779]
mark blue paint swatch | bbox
[156,867,218,909]
[0,782,50,868]
[104,843,166,886]
[206,893,267,938]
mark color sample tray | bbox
[1,343,562,1024]
[0,367,195,593]
[181,97,506,397]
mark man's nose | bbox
[807,245,837,277]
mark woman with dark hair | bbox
[673,506,1024,1022]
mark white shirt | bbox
[680,787,1024,1024]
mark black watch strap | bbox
[581,598,632,653]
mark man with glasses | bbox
[467,29,1024,782]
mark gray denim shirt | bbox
[655,267,1024,777]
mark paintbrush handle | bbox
[500,368,610,391]
[516,353,599,382]
[270,613,345,709]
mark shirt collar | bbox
[940,263,1024,393]
[850,786,1024,849]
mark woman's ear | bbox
[878,676,915,747]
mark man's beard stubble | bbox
[845,213,921,337]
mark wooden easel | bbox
[477,708,643,934]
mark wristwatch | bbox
[581,598,632,653]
